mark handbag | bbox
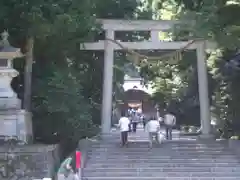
[158,132,166,144]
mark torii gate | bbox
[81,19,216,138]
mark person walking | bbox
[57,155,79,180]
[131,112,139,133]
[146,116,161,148]
[163,111,176,140]
[141,114,147,129]
[118,112,130,146]
[127,109,132,132]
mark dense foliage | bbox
[2,0,240,156]
[0,0,133,154]
[142,0,240,136]
[0,0,155,156]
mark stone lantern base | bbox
[0,109,33,143]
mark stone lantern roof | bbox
[0,31,23,59]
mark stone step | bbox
[90,146,232,151]
[90,152,233,156]
[91,146,229,149]
[89,153,235,158]
[87,159,240,163]
[91,141,225,145]
[91,147,229,151]
[87,160,239,165]
[86,162,240,168]
[92,141,223,143]
[90,154,237,158]
[91,140,224,144]
[88,159,238,163]
[91,151,234,155]
[91,142,225,145]
[83,171,240,177]
[90,150,233,153]
[84,130,238,180]
[92,141,225,144]
[87,157,240,164]
[89,153,235,157]
[83,167,240,173]
[91,144,228,148]
[91,144,228,147]
[90,153,236,156]
[90,151,233,155]
[83,177,239,180]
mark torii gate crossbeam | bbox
[81,19,215,139]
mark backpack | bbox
[58,157,72,177]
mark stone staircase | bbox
[83,128,240,179]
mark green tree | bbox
[1,0,155,157]
[0,0,101,156]
[147,0,240,136]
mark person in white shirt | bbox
[163,112,176,140]
[146,116,160,148]
[118,112,130,146]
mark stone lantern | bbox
[0,31,32,143]
[0,31,22,99]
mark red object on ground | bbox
[75,151,81,169]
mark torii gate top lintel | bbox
[81,18,216,50]
[96,18,180,31]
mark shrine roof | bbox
[0,45,19,52]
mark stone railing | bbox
[228,139,240,156]
[78,134,100,168]
[0,144,59,180]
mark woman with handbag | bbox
[146,116,161,148]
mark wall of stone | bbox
[228,140,240,156]
[0,144,59,180]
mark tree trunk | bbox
[23,36,34,111]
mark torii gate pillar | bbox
[197,41,212,138]
[101,30,114,135]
